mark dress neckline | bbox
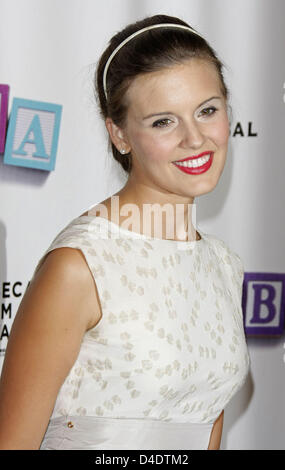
[76,215,206,248]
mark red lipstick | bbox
[172,151,214,175]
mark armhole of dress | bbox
[216,238,245,329]
[207,235,245,298]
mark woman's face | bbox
[115,58,229,200]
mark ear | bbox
[105,118,131,154]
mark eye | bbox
[199,106,218,117]
[152,118,173,128]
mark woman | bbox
[0,14,250,450]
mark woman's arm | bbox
[0,248,101,449]
[207,410,224,450]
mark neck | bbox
[109,180,198,242]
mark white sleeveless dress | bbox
[30,214,250,450]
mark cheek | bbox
[210,115,229,147]
[129,129,176,163]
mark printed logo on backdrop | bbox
[242,273,285,336]
[2,97,62,171]
[231,122,258,137]
[0,281,27,357]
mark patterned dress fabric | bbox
[31,214,250,450]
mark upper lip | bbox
[173,151,213,163]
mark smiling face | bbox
[107,58,230,201]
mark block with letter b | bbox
[3,97,62,171]
[242,272,285,336]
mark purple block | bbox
[242,272,285,336]
[0,84,10,153]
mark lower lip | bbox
[173,153,213,175]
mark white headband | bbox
[103,23,204,100]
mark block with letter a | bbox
[3,97,62,171]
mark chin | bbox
[190,178,220,197]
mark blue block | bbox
[3,97,62,171]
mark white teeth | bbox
[174,154,211,168]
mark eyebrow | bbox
[142,96,222,120]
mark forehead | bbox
[125,59,222,115]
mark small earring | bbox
[120,149,126,155]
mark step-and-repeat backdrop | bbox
[1,0,285,449]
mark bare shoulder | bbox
[32,247,102,331]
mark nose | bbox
[180,120,206,150]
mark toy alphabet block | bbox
[3,98,62,171]
[0,84,10,153]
